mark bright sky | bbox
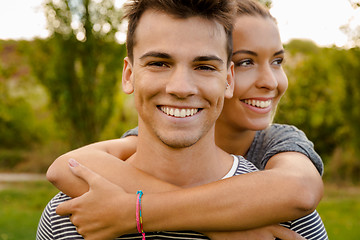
[0,0,359,47]
[271,0,360,47]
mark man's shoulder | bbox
[233,155,259,175]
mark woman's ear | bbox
[122,57,135,94]
[225,62,234,99]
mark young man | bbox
[36,0,314,239]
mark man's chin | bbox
[159,136,199,149]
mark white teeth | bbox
[180,109,186,117]
[174,109,180,116]
[244,99,271,108]
[160,106,199,118]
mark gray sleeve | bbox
[247,124,324,175]
[121,126,139,138]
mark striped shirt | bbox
[36,155,328,240]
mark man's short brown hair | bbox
[123,0,236,66]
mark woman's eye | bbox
[236,59,253,67]
[272,58,284,66]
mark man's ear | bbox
[225,62,234,99]
[122,57,134,94]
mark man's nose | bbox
[166,66,198,98]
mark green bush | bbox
[0,149,26,169]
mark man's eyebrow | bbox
[193,55,224,64]
[140,52,224,64]
[140,51,171,60]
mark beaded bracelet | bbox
[136,190,145,240]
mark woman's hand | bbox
[56,159,137,240]
[206,225,305,240]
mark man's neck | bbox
[127,126,233,188]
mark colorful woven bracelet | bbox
[136,190,145,240]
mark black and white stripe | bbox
[36,191,210,240]
[280,210,328,240]
[36,155,328,240]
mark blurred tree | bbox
[285,39,319,55]
[341,0,360,46]
[258,0,272,8]
[276,39,360,182]
[0,41,53,170]
[0,41,45,149]
[333,48,360,182]
[30,0,127,147]
[348,0,360,8]
[276,45,345,158]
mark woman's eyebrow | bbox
[232,49,285,57]
[232,50,257,56]
[273,49,285,56]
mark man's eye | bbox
[148,62,168,67]
[196,65,216,71]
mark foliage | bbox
[348,0,360,8]
[275,41,360,183]
[29,0,127,148]
[0,149,26,169]
[0,40,63,171]
[340,1,360,47]
[1,1,360,184]
[0,41,51,149]
[0,91,42,149]
[258,0,272,8]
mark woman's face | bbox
[218,15,288,131]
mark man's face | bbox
[123,9,233,148]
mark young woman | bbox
[44,0,327,239]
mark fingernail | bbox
[69,158,79,168]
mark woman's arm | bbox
[265,151,324,210]
[55,159,307,239]
[49,139,323,231]
[47,136,179,197]
[141,152,323,232]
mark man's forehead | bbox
[133,10,228,63]
[139,51,224,64]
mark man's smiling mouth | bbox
[160,106,200,118]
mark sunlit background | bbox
[1,0,360,47]
[1,1,360,239]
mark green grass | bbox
[0,181,359,240]
[0,181,58,240]
[317,184,360,239]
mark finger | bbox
[56,198,77,216]
[270,225,306,240]
[68,158,101,187]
